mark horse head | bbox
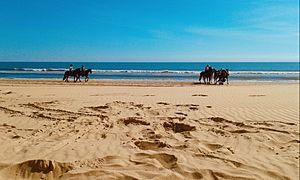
[63,71,70,81]
[63,73,67,81]
[225,69,229,75]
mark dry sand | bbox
[0,79,299,180]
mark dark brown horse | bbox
[78,69,92,82]
[199,68,216,84]
[214,69,229,85]
[63,68,92,82]
[63,68,81,82]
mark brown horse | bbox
[78,69,92,82]
[214,69,229,85]
[63,68,81,82]
[199,68,216,84]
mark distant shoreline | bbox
[0,62,298,82]
[0,78,298,87]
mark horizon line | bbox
[0,60,298,63]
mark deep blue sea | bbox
[0,62,299,82]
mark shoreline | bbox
[0,78,298,87]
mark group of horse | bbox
[63,68,92,82]
[62,67,229,84]
[199,68,229,85]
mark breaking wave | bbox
[0,68,298,75]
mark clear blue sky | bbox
[0,0,299,62]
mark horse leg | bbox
[217,77,221,85]
[215,74,220,85]
[77,74,81,82]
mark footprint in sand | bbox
[134,141,167,150]
[90,94,100,96]
[192,94,208,97]
[87,105,110,111]
[175,104,199,110]
[157,102,170,105]
[3,91,12,95]
[248,94,266,97]
[12,135,21,139]
[189,107,198,110]
[229,129,258,134]
[227,147,235,154]
[141,129,163,140]
[175,112,188,116]
[120,117,150,126]
[163,122,196,133]
[204,143,223,151]
[129,102,147,109]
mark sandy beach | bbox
[0,79,299,180]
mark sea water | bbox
[0,62,298,83]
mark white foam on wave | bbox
[232,71,300,74]
[1,68,299,75]
[9,68,62,71]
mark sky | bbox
[0,0,299,62]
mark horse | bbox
[199,68,216,84]
[214,69,229,85]
[63,68,81,82]
[78,69,92,82]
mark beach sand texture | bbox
[0,79,299,180]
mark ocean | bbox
[0,62,299,83]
